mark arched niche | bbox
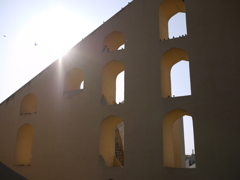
[159,0,186,40]
[103,31,125,52]
[99,115,124,167]
[64,68,84,92]
[160,47,190,98]
[102,60,124,105]
[163,109,196,168]
[20,93,38,115]
[14,123,34,166]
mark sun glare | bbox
[13,6,93,68]
[8,6,94,94]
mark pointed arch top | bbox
[163,108,191,125]
[19,123,34,131]
[161,48,189,67]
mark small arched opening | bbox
[14,123,34,166]
[103,31,125,52]
[64,68,84,92]
[159,0,187,40]
[161,47,191,98]
[20,93,38,115]
[163,109,196,168]
[101,60,124,105]
[99,115,124,167]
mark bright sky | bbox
[0,1,194,155]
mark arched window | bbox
[168,12,187,38]
[171,60,191,97]
[162,109,196,168]
[103,31,125,52]
[101,60,124,105]
[161,48,191,98]
[159,0,187,40]
[14,123,34,166]
[99,115,124,167]
[20,93,38,115]
[64,68,84,92]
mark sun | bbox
[14,6,94,65]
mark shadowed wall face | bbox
[64,68,84,92]
[14,123,34,166]
[20,93,38,114]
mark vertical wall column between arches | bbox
[163,109,192,168]
[99,115,124,167]
[102,60,124,105]
[159,0,186,39]
[14,123,34,166]
[161,48,189,98]
[20,93,38,115]
[64,68,84,92]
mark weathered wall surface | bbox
[0,0,240,179]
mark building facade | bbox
[0,0,240,179]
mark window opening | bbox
[183,116,196,168]
[168,12,187,39]
[64,68,84,92]
[117,44,125,50]
[101,60,124,105]
[103,31,125,52]
[116,71,125,104]
[14,123,34,166]
[80,81,84,89]
[161,48,190,98]
[159,0,187,40]
[20,93,38,115]
[163,109,196,168]
[170,60,191,97]
[99,115,124,167]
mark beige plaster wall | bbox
[0,0,240,179]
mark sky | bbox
[0,0,194,155]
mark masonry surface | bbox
[0,0,240,179]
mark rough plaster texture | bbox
[0,0,240,179]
